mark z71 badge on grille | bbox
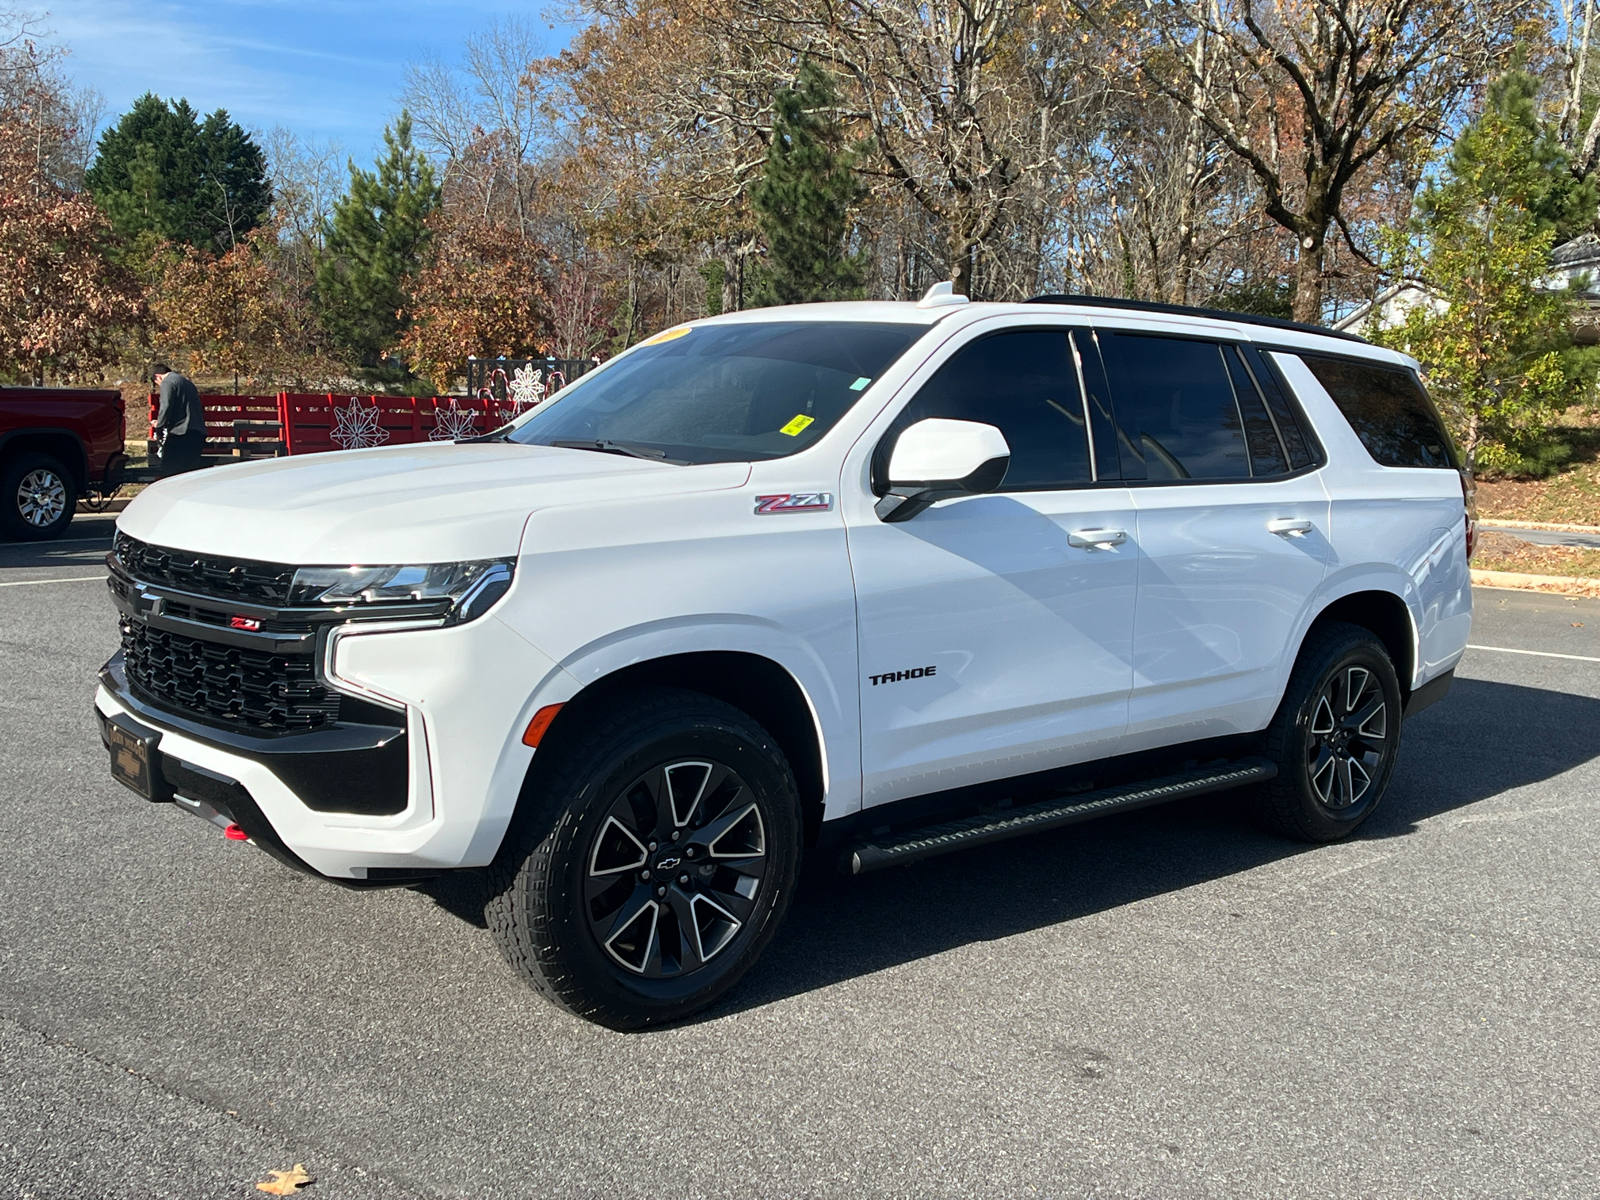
[754,493,833,514]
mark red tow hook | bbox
[223,824,249,841]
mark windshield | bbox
[506,321,925,464]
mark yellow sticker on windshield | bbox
[640,326,692,346]
[780,414,815,436]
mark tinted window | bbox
[1099,333,1250,480]
[1245,348,1317,470]
[509,321,923,464]
[885,330,1092,490]
[1300,355,1458,469]
[1224,346,1290,476]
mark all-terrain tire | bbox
[484,687,802,1030]
[1256,620,1403,842]
[1,452,76,541]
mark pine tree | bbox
[315,113,439,367]
[1452,66,1595,241]
[85,95,270,252]
[1377,66,1600,475]
[751,63,864,305]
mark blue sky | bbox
[48,0,574,163]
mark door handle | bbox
[1069,528,1127,551]
[1268,518,1314,538]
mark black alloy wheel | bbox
[585,759,769,978]
[1257,620,1402,841]
[486,687,801,1030]
[1305,663,1389,812]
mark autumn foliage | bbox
[397,216,551,392]
[0,90,142,384]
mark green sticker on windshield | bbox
[780,414,815,436]
[850,376,871,391]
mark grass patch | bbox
[1472,530,1600,578]
[1472,406,1600,525]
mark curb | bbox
[1472,568,1600,597]
[1478,518,1600,534]
[76,499,132,514]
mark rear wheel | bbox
[0,452,76,541]
[485,688,802,1029]
[1257,621,1402,842]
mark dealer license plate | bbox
[107,718,161,800]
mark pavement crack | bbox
[0,1010,450,1200]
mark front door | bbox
[847,325,1139,810]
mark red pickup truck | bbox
[0,386,126,541]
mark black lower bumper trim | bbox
[100,652,409,816]
[96,706,426,890]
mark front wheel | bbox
[1256,621,1402,842]
[485,688,802,1030]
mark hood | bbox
[117,442,751,564]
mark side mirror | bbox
[876,418,1011,523]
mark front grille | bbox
[113,531,294,605]
[120,615,338,732]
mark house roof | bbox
[1552,233,1600,268]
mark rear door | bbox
[846,323,1139,809]
[1090,329,1332,747]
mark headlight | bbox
[289,559,515,622]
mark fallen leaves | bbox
[257,1163,314,1194]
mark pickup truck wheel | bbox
[1,452,76,541]
[485,687,802,1030]
[1256,621,1402,842]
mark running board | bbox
[845,757,1277,875]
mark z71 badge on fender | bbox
[754,492,833,514]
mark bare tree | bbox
[751,0,1085,296]
[0,13,102,191]
[404,17,555,236]
[1133,0,1520,321]
[1554,0,1600,194]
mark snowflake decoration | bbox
[430,399,479,442]
[508,364,545,413]
[330,397,390,450]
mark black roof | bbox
[1024,294,1369,345]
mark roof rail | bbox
[1023,293,1369,345]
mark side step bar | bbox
[845,757,1277,875]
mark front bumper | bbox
[94,701,431,887]
[95,617,575,883]
[100,651,410,814]
[96,654,430,885]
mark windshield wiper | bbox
[549,439,682,464]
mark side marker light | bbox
[522,704,566,748]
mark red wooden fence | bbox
[147,393,281,455]
[276,394,519,455]
[147,392,532,458]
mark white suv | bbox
[96,289,1472,1028]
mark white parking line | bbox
[0,575,107,588]
[1467,643,1600,663]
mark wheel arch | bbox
[530,650,829,848]
[0,428,89,491]
[1310,588,1417,698]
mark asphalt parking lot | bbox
[2,516,1597,1199]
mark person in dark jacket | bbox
[151,363,206,473]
